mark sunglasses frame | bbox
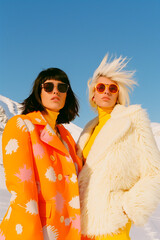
[95,82,119,94]
[41,82,69,93]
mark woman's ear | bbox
[92,96,95,102]
[116,96,119,104]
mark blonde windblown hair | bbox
[88,54,137,109]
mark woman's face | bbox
[41,79,67,112]
[93,76,119,109]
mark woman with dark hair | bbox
[0,68,82,240]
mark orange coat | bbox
[0,111,82,240]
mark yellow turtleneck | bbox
[42,109,59,133]
[82,106,132,240]
[83,107,113,160]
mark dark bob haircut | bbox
[21,68,79,124]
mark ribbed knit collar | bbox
[98,107,113,122]
[42,109,59,131]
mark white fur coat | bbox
[77,104,160,237]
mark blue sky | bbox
[0,0,160,128]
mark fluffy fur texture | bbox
[88,54,137,109]
[77,104,160,237]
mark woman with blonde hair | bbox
[77,54,160,240]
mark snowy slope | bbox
[0,95,160,239]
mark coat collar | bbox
[26,111,69,156]
[77,104,141,165]
[27,111,47,125]
[110,104,141,119]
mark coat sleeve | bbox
[122,108,160,225]
[0,115,44,240]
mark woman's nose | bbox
[104,87,111,95]
[53,86,59,94]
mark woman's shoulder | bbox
[126,104,148,118]
[114,104,142,113]
[112,104,147,118]
[120,104,151,128]
[108,104,151,130]
[5,114,27,125]
[3,113,37,134]
[6,111,44,124]
[2,115,30,141]
[126,104,144,113]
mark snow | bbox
[0,95,21,118]
[0,94,160,239]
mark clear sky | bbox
[0,0,160,128]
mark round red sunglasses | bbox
[95,83,119,94]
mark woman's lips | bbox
[101,96,110,101]
[51,96,60,101]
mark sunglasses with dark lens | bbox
[95,83,119,94]
[41,82,69,93]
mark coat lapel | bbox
[27,111,69,156]
[77,117,99,159]
[86,116,131,166]
[77,104,137,166]
[40,124,69,155]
